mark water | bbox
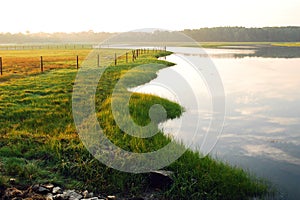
[131,46,300,199]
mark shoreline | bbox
[0,48,271,199]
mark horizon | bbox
[1,26,300,34]
[1,0,300,33]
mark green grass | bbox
[195,42,271,48]
[0,48,130,82]
[149,42,300,48]
[0,49,271,199]
[200,42,300,48]
[271,42,300,47]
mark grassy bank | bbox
[144,41,300,48]
[201,42,300,48]
[0,49,270,199]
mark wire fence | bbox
[0,47,167,80]
[0,44,94,51]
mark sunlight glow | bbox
[0,0,299,33]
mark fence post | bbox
[132,50,135,62]
[0,57,2,75]
[126,52,128,63]
[40,56,44,72]
[76,55,79,69]
[97,54,100,67]
[114,53,117,66]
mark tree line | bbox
[182,27,300,42]
[0,27,300,43]
[0,31,114,44]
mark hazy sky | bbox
[1,0,299,33]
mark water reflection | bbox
[134,46,300,200]
[180,46,300,59]
[207,52,300,200]
[236,46,300,58]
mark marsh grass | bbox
[0,48,271,199]
[151,41,300,48]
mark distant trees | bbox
[0,31,114,44]
[0,27,300,44]
[182,27,300,42]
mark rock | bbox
[22,186,46,199]
[31,184,50,195]
[4,187,23,198]
[9,178,16,184]
[64,189,83,200]
[43,183,55,190]
[98,194,106,199]
[37,186,50,194]
[82,190,88,197]
[53,194,65,200]
[149,170,174,189]
[52,186,63,194]
[128,197,144,200]
[107,195,116,199]
[88,193,94,198]
[11,197,22,200]
[82,190,94,198]
[46,193,54,200]
[32,184,40,192]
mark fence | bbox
[0,47,167,78]
[0,44,94,51]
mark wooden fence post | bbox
[0,57,2,75]
[132,50,135,62]
[126,52,128,63]
[97,54,100,67]
[114,53,117,66]
[76,55,79,69]
[40,56,44,72]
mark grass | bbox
[0,48,271,199]
[143,41,300,48]
[0,48,128,82]
[200,42,300,48]
[271,42,300,47]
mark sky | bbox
[0,0,300,33]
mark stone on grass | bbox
[52,186,63,194]
[149,170,174,189]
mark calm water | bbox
[131,46,300,199]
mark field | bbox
[0,47,132,82]
[0,47,271,199]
